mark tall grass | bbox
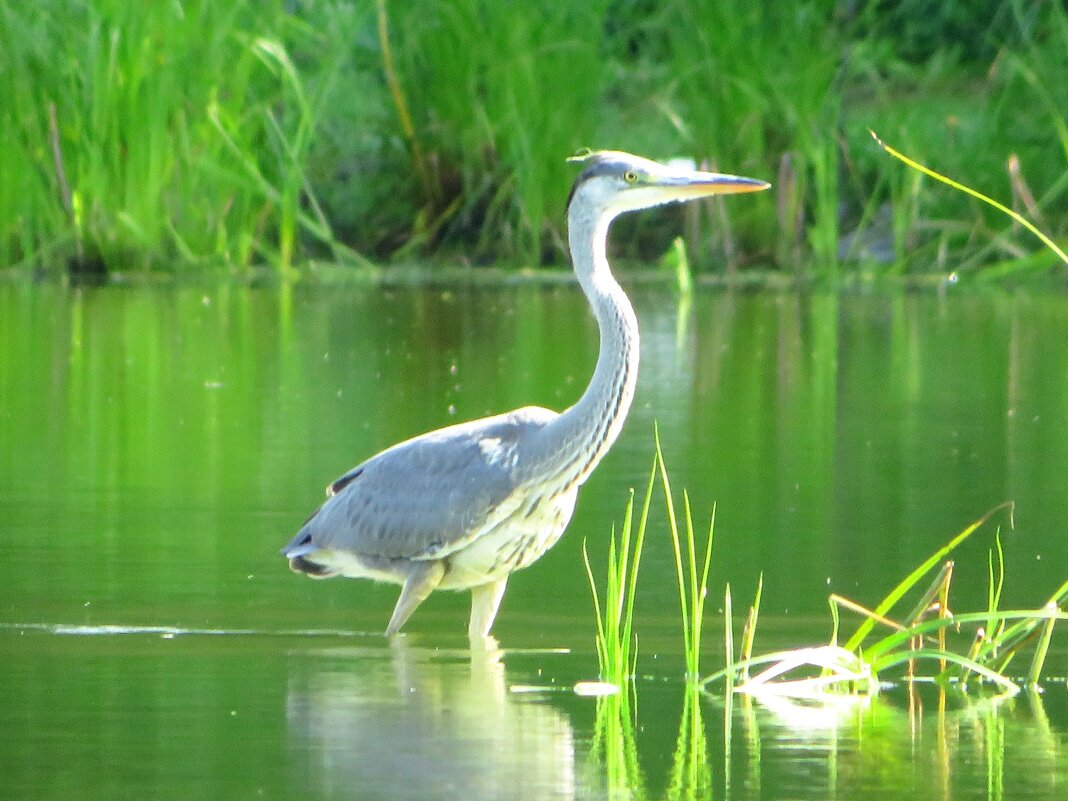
[654,428,715,681]
[582,492,645,685]
[0,1,353,270]
[380,0,609,265]
[872,132,1068,270]
[2,0,1064,273]
[653,0,844,274]
[585,428,717,685]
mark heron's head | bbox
[566,150,769,221]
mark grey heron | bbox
[281,150,769,639]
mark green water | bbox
[2,280,1067,800]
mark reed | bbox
[873,132,1068,270]
[649,0,845,274]
[706,502,1067,695]
[583,450,656,685]
[0,1,353,271]
[3,0,1064,273]
[654,427,715,681]
[585,426,717,685]
[380,0,609,265]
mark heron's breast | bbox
[439,488,579,590]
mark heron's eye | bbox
[623,170,638,184]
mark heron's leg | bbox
[468,577,508,641]
[385,560,445,636]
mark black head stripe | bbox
[566,154,633,211]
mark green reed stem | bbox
[872,131,1068,266]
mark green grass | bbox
[2,0,1065,274]
[651,0,845,273]
[583,451,656,686]
[382,0,611,265]
[582,492,643,686]
[589,436,1064,694]
[583,436,1066,796]
[654,426,715,681]
[0,0,356,271]
[584,425,716,685]
[873,131,1068,270]
[705,502,1067,696]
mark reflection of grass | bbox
[666,686,711,801]
[588,691,646,801]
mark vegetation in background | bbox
[0,0,1065,275]
[873,131,1068,275]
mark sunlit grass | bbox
[583,450,656,686]
[705,502,1067,696]
[654,426,715,682]
[585,427,717,686]
[0,1,361,271]
[590,439,1064,695]
[872,132,1068,269]
[2,0,1065,272]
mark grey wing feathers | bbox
[286,407,557,561]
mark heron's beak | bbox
[659,172,771,199]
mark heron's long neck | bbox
[543,205,639,486]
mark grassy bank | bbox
[1,0,1065,276]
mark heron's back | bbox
[282,405,581,586]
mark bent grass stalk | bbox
[590,442,1063,696]
[872,131,1068,266]
[842,502,1014,655]
[706,501,1065,695]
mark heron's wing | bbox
[285,407,557,561]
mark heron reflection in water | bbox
[281,151,769,638]
[285,639,576,800]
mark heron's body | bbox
[281,151,768,638]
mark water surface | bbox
[1,279,1066,799]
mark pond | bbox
[1,278,1067,800]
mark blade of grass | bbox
[582,537,610,675]
[691,503,716,677]
[583,443,659,683]
[655,424,692,661]
[871,131,1068,266]
[724,583,734,693]
[740,573,763,682]
[844,502,1013,654]
[872,648,1019,694]
[1027,605,1059,687]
